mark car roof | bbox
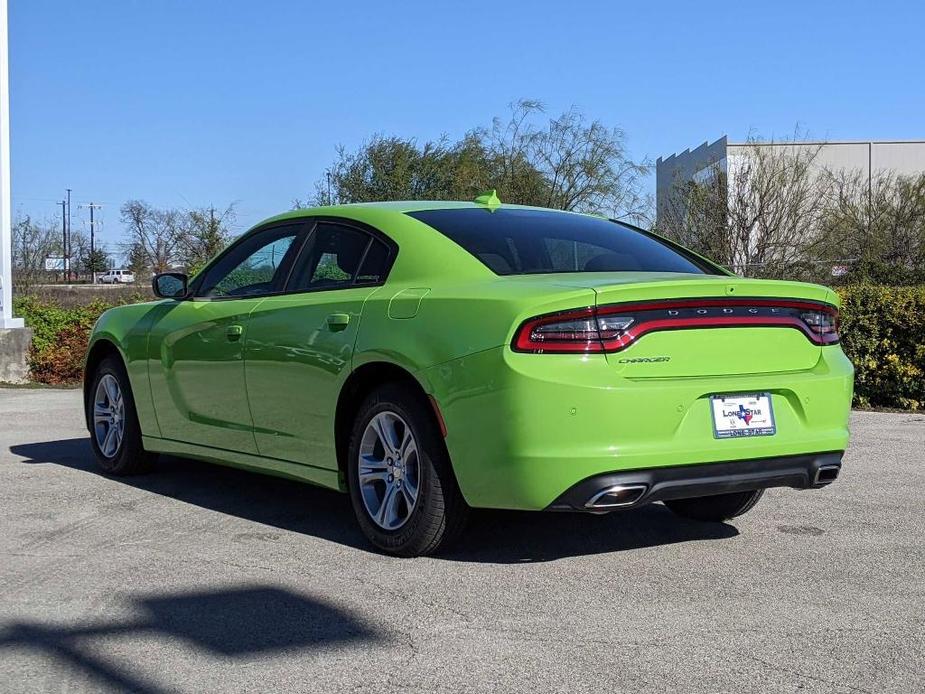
[253,200,596,228]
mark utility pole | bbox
[59,200,67,282]
[66,188,71,279]
[81,202,103,283]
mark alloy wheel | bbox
[358,411,420,530]
[94,374,126,459]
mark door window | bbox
[288,223,390,292]
[197,225,302,298]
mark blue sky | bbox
[9,0,925,255]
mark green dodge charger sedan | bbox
[84,195,854,556]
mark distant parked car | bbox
[98,269,135,284]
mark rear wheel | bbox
[664,489,764,522]
[347,384,468,556]
[88,355,157,475]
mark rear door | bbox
[147,223,307,452]
[244,220,394,468]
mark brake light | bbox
[513,307,632,353]
[800,309,839,339]
[512,299,839,353]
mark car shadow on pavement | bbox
[0,585,381,694]
[444,505,738,563]
[11,437,367,550]
[11,438,739,563]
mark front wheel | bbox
[88,355,157,475]
[664,489,764,522]
[347,384,468,556]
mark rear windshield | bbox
[407,208,717,276]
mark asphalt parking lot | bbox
[1,388,923,693]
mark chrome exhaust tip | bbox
[813,464,840,486]
[584,483,648,510]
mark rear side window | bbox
[287,223,391,291]
[356,239,390,284]
[407,208,717,276]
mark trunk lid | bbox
[548,273,836,378]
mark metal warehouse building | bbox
[656,136,925,228]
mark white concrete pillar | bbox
[0,0,23,328]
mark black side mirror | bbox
[152,272,189,299]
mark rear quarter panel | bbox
[353,280,598,373]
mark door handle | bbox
[226,324,244,341]
[326,313,350,331]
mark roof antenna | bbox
[474,190,502,209]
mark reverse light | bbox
[512,298,839,353]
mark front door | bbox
[244,221,394,468]
[147,223,306,452]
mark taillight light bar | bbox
[512,298,839,354]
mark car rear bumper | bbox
[422,344,854,511]
[547,451,843,512]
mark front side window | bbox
[287,223,389,291]
[407,208,719,276]
[197,225,302,298]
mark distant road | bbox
[33,283,144,289]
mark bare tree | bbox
[661,166,732,265]
[477,99,550,207]
[529,104,650,220]
[179,204,236,274]
[11,216,60,291]
[69,229,91,275]
[120,201,237,276]
[727,141,831,276]
[819,170,925,283]
[478,100,651,220]
[661,135,831,278]
[120,200,185,274]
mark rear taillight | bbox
[515,308,635,353]
[513,307,632,353]
[512,299,839,354]
[800,309,839,341]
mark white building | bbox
[656,136,925,228]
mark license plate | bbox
[710,393,776,439]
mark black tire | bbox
[664,489,764,522]
[87,355,157,475]
[347,383,468,557]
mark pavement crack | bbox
[731,649,877,694]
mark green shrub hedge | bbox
[10,286,925,410]
[836,285,925,410]
[13,295,138,385]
